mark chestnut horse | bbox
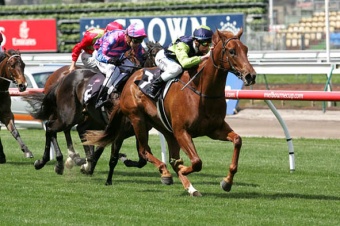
[0,49,33,163]
[23,42,163,179]
[85,29,256,196]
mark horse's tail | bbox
[84,104,124,147]
[22,84,57,120]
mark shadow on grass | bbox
[209,191,340,201]
[4,161,35,166]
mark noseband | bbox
[210,37,243,80]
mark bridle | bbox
[145,43,163,67]
[179,36,243,99]
[210,37,243,80]
[0,54,22,84]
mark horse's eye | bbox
[229,49,236,56]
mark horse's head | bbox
[124,49,141,68]
[212,28,256,86]
[143,41,163,67]
[2,49,27,92]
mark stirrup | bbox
[95,99,105,109]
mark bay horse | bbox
[0,49,34,163]
[23,42,163,179]
[85,28,256,196]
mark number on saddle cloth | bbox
[136,68,162,95]
[83,73,105,103]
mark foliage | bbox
[0,129,339,225]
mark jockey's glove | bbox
[108,57,121,66]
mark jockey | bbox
[145,25,214,99]
[69,21,123,72]
[94,22,147,108]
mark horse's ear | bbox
[212,29,223,44]
[236,27,243,39]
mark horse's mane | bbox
[145,41,163,50]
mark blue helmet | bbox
[193,25,213,41]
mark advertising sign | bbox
[80,14,244,46]
[0,19,57,52]
[80,14,245,114]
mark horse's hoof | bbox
[34,160,44,170]
[74,157,86,166]
[191,191,202,197]
[65,157,75,169]
[54,165,64,175]
[105,181,112,186]
[161,176,173,185]
[0,158,6,164]
[24,151,34,158]
[220,180,232,192]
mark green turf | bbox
[0,129,339,225]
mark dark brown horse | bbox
[85,28,256,196]
[23,42,163,180]
[0,49,33,163]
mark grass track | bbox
[0,129,339,225]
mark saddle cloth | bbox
[83,73,104,103]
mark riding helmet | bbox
[126,23,147,38]
[105,21,123,32]
[193,25,213,41]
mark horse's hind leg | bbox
[0,136,6,164]
[6,120,33,158]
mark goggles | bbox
[199,41,211,47]
[130,37,144,44]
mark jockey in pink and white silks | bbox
[94,22,147,108]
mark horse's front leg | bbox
[50,132,64,175]
[210,123,242,193]
[6,119,33,158]
[105,139,124,186]
[64,129,86,169]
[34,128,52,170]
[169,133,202,196]
[220,130,241,192]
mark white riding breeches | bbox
[155,49,183,81]
[80,51,97,69]
[95,59,117,85]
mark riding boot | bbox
[147,76,165,99]
[95,85,109,109]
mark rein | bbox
[210,37,242,79]
[178,66,225,99]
